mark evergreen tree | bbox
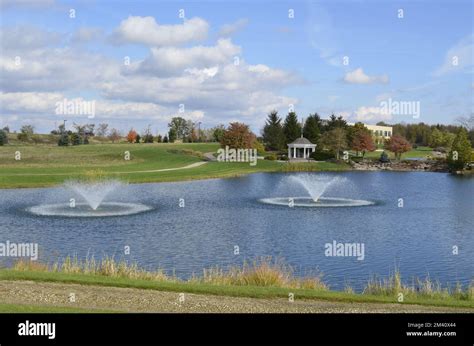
[0,129,8,145]
[262,110,285,150]
[303,113,321,144]
[58,133,69,146]
[325,114,347,131]
[283,112,301,144]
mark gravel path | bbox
[0,280,471,313]
[1,161,208,176]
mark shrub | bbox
[70,133,82,145]
[58,133,70,146]
[252,140,266,155]
[310,150,334,161]
[379,151,390,163]
[143,134,154,143]
[264,154,277,161]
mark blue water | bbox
[0,172,472,291]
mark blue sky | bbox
[0,0,472,134]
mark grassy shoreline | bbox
[1,270,472,310]
[1,258,472,311]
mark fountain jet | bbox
[288,174,343,202]
[64,179,124,210]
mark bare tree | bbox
[96,123,109,137]
[456,114,474,131]
[108,128,121,143]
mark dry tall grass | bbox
[197,257,327,290]
[11,257,473,300]
[364,269,473,300]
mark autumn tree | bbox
[127,129,137,143]
[351,131,375,158]
[220,122,256,149]
[385,135,412,160]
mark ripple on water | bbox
[27,202,153,217]
[259,197,375,208]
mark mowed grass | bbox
[363,146,435,159]
[0,302,113,313]
[0,142,351,188]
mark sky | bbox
[0,0,472,135]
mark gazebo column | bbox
[293,147,296,158]
[288,147,291,158]
[303,147,306,159]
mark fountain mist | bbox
[64,179,124,210]
[288,174,344,202]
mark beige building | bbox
[348,123,393,145]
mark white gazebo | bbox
[287,136,316,160]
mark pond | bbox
[0,171,472,291]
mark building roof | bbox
[288,137,315,145]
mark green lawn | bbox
[363,146,435,160]
[0,302,112,313]
[0,142,349,188]
[0,270,472,310]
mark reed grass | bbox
[11,257,473,301]
[364,268,473,300]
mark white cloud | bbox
[112,16,208,46]
[0,92,173,121]
[0,26,62,51]
[0,47,117,92]
[349,106,392,122]
[129,39,241,76]
[218,18,248,37]
[0,22,302,133]
[433,34,473,76]
[344,68,389,84]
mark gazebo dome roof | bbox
[289,137,314,145]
